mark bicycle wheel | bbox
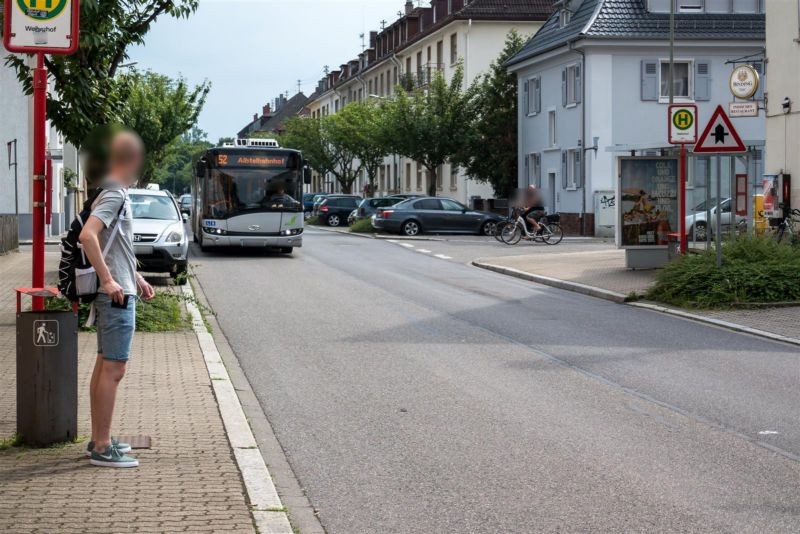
[501,223,522,245]
[494,219,512,242]
[543,223,564,245]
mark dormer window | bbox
[559,9,571,28]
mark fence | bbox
[0,215,19,254]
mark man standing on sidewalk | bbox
[79,130,155,468]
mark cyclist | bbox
[523,185,546,236]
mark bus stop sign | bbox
[3,0,80,55]
[668,104,697,145]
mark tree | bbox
[384,66,473,197]
[332,101,390,196]
[281,115,361,194]
[2,0,200,146]
[120,70,210,184]
[455,31,526,198]
[151,128,212,195]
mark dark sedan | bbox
[318,195,362,227]
[372,197,499,236]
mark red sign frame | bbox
[693,105,747,154]
[3,0,80,55]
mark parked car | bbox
[178,194,192,215]
[318,195,362,227]
[354,196,406,221]
[685,197,743,240]
[303,192,324,214]
[311,194,329,217]
[373,197,500,236]
[129,189,190,284]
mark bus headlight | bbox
[203,226,227,235]
[281,228,303,236]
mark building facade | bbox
[508,0,766,235]
[306,0,552,203]
[765,0,800,211]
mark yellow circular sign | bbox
[17,0,68,21]
[672,109,694,131]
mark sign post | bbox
[693,105,747,267]
[3,0,79,310]
[668,104,697,254]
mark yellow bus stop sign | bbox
[668,104,698,145]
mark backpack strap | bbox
[91,189,128,259]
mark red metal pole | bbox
[679,144,688,254]
[32,53,47,310]
[46,158,53,225]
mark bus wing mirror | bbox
[196,161,206,178]
[303,166,312,185]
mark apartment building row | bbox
[304,0,554,204]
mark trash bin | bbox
[666,232,682,260]
[15,287,78,447]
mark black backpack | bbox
[58,189,125,304]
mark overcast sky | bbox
[130,0,408,142]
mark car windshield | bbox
[131,194,179,221]
[180,198,192,206]
[205,168,301,218]
[692,198,721,212]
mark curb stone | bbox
[473,261,800,347]
[182,284,294,534]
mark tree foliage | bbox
[120,70,210,184]
[150,127,212,195]
[2,0,200,146]
[384,66,473,197]
[455,31,526,198]
[330,101,390,195]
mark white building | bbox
[306,0,552,204]
[765,0,800,211]
[1,55,80,240]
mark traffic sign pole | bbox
[32,53,47,311]
[680,144,687,254]
[668,105,697,254]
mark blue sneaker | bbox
[86,438,131,458]
[90,444,139,468]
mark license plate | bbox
[134,245,153,255]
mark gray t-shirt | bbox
[90,182,137,295]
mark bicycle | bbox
[776,208,800,244]
[499,211,564,245]
[493,207,523,242]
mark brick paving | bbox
[0,249,256,533]
[481,249,800,341]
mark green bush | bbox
[44,291,190,332]
[305,216,321,226]
[350,218,377,233]
[647,236,800,308]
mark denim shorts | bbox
[95,294,136,362]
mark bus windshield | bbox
[205,168,301,219]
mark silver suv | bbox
[129,189,190,284]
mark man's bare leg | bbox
[92,360,127,452]
[89,354,104,442]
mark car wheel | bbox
[402,220,421,237]
[328,214,341,227]
[280,247,293,254]
[692,222,708,241]
[481,220,498,237]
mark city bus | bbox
[191,138,311,253]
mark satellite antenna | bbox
[359,33,365,51]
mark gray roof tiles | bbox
[507,0,765,67]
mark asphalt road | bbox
[191,229,800,534]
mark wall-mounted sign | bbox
[3,0,80,54]
[729,64,760,100]
[668,104,697,144]
[619,158,679,248]
[729,101,759,118]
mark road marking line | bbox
[183,284,292,534]
[400,243,414,248]
[417,248,432,253]
[758,430,779,435]
[386,239,398,243]
[434,254,452,260]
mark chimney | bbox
[263,104,271,116]
[370,31,378,49]
[405,1,413,15]
[253,113,258,122]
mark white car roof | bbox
[129,188,171,197]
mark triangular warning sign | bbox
[693,105,746,153]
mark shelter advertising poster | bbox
[619,158,679,247]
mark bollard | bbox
[15,287,78,447]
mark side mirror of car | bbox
[303,166,312,185]
[182,213,189,223]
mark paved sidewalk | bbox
[0,250,256,533]
[477,248,800,342]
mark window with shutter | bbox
[561,68,567,107]
[573,150,582,188]
[641,60,658,101]
[694,60,711,101]
[561,151,568,189]
[524,79,531,115]
[533,154,541,188]
[534,77,541,113]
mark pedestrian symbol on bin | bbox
[33,320,59,347]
